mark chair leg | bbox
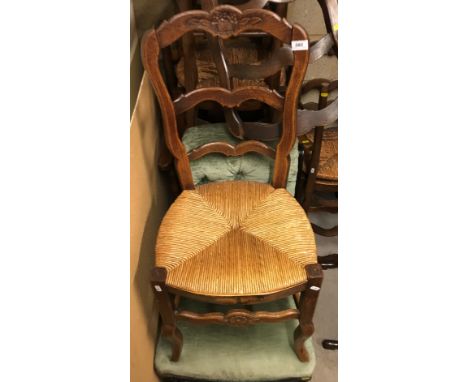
[152,267,183,361]
[311,223,338,237]
[318,253,338,270]
[322,339,338,350]
[294,264,323,362]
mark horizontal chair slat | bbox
[187,140,276,160]
[173,86,285,115]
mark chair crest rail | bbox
[157,5,293,48]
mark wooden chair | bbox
[142,5,322,362]
[297,79,338,351]
[299,79,338,237]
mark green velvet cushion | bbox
[182,123,299,195]
[155,297,315,382]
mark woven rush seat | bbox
[156,181,317,297]
[307,127,337,182]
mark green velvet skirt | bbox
[155,297,315,382]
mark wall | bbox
[130,0,175,116]
[130,72,173,382]
[130,3,176,380]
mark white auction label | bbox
[291,40,308,51]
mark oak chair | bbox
[299,79,338,237]
[142,5,323,362]
[297,79,338,351]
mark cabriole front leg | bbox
[294,263,323,362]
[152,267,183,362]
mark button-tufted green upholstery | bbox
[155,296,316,381]
[182,123,299,195]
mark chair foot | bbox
[318,253,338,269]
[152,267,183,362]
[294,323,314,362]
[161,324,183,361]
[311,223,338,237]
[322,339,338,350]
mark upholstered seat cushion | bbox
[156,181,316,297]
[182,123,299,195]
[155,296,316,381]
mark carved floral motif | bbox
[224,310,259,326]
[186,8,262,38]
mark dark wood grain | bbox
[157,5,293,48]
[151,267,184,362]
[176,308,300,325]
[272,25,309,188]
[173,86,284,115]
[294,264,323,362]
[165,281,307,305]
[141,29,195,190]
[188,139,276,160]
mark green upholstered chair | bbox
[155,296,316,382]
[183,123,299,196]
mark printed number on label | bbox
[291,40,308,51]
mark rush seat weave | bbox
[307,127,338,182]
[156,181,317,297]
[176,38,285,89]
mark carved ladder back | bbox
[142,5,309,190]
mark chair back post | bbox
[272,25,309,188]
